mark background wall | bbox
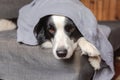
[81,0,120,21]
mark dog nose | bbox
[56,49,67,57]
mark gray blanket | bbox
[16,0,114,80]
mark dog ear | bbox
[34,22,45,45]
[34,15,51,45]
[34,26,45,45]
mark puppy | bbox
[34,15,83,59]
[34,15,101,70]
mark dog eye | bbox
[48,24,55,34]
[65,25,75,33]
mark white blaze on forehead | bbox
[52,15,66,29]
[51,15,75,59]
[52,15,66,47]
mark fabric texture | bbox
[17,0,114,80]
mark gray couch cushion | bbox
[0,0,32,18]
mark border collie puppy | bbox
[34,15,83,59]
[34,15,101,70]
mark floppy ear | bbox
[34,25,45,45]
[33,17,47,45]
[34,23,45,45]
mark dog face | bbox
[34,15,82,59]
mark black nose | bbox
[56,49,67,57]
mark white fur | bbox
[77,37,100,56]
[52,15,65,28]
[88,56,101,70]
[77,37,101,70]
[41,41,53,49]
[0,19,16,31]
[51,15,76,59]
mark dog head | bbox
[34,15,83,59]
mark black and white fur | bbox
[34,15,82,59]
[34,15,101,70]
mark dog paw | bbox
[77,37,101,70]
[88,56,101,70]
[41,41,52,49]
[77,37,100,57]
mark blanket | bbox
[17,0,114,80]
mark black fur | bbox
[64,17,83,42]
[34,15,51,45]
